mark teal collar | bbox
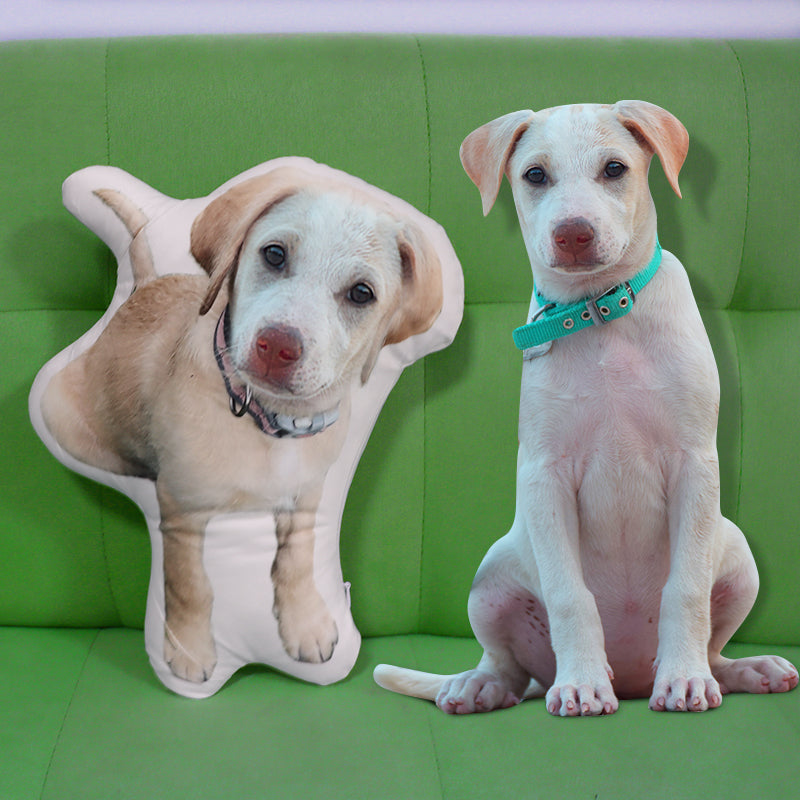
[512,239,662,351]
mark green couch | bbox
[1,35,798,800]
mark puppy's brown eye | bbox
[604,161,627,179]
[347,283,374,305]
[262,244,286,270]
[524,166,547,185]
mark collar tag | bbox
[523,340,554,361]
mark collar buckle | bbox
[585,280,636,326]
[585,294,611,326]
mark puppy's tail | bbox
[373,664,450,702]
[374,663,546,704]
[94,188,157,286]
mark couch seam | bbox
[726,312,745,525]
[38,629,102,800]
[725,40,751,311]
[409,636,447,799]
[414,36,432,633]
[99,487,125,625]
[724,40,749,523]
[103,39,111,168]
[414,36,433,216]
[103,39,113,305]
[100,39,124,625]
[418,357,428,633]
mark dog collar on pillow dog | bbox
[513,239,662,351]
[213,307,339,438]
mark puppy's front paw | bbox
[546,682,618,717]
[649,670,722,712]
[164,625,217,683]
[547,666,618,716]
[275,595,339,663]
[436,670,524,714]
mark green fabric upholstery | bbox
[1,34,797,799]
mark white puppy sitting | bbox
[375,101,798,715]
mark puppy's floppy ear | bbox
[384,223,444,345]
[360,221,444,384]
[613,100,689,198]
[191,168,305,315]
[460,110,535,215]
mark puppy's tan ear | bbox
[385,224,444,345]
[614,100,689,198]
[191,168,304,315]
[460,110,534,215]
[360,222,444,384]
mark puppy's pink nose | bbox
[254,326,303,381]
[553,219,595,257]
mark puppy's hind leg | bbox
[375,534,549,714]
[41,358,143,476]
[434,543,551,714]
[709,519,798,696]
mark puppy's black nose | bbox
[553,218,595,257]
[254,326,303,382]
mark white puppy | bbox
[375,101,798,715]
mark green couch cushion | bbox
[2,628,797,800]
[729,40,800,310]
[0,628,99,800]
[0,39,110,313]
[732,311,800,644]
[0,312,126,627]
[104,36,432,217]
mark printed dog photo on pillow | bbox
[29,158,463,698]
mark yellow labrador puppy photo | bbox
[375,101,798,715]
[40,166,443,684]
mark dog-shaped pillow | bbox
[29,158,463,698]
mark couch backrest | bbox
[0,36,797,645]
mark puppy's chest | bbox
[524,332,675,451]
[220,420,345,499]
[525,336,678,572]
